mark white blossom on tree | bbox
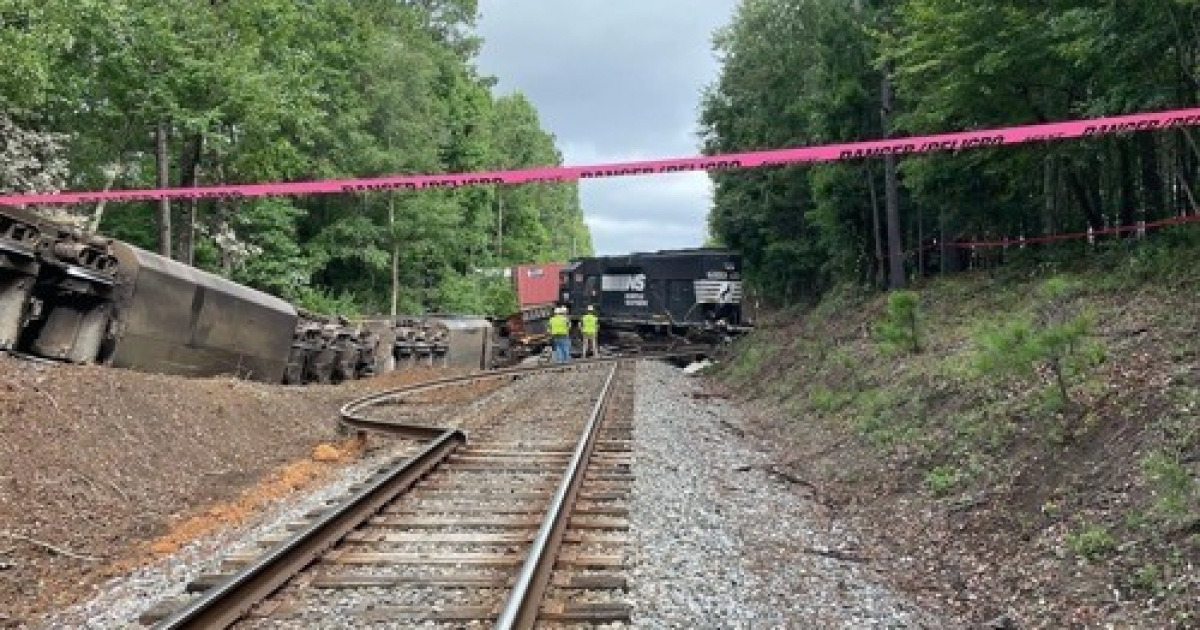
[0,113,70,194]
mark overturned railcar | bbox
[391,315,495,370]
[100,243,297,382]
[559,248,747,342]
[1,207,299,383]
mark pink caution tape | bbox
[2,107,1199,206]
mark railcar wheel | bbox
[0,275,34,350]
[30,299,111,363]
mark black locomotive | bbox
[558,248,747,343]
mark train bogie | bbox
[280,317,379,385]
[328,328,360,383]
[389,316,493,371]
[0,210,41,349]
[30,299,112,362]
[355,331,379,377]
[3,212,121,362]
[283,341,308,384]
[0,273,34,350]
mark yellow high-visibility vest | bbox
[581,313,598,335]
[548,314,569,336]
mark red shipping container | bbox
[513,263,564,308]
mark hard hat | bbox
[555,306,565,314]
[586,305,594,311]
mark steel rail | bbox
[153,428,465,629]
[340,349,704,432]
[494,361,620,629]
[152,350,683,629]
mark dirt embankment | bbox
[0,357,457,627]
[712,264,1199,629]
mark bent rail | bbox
[154,351,693,629]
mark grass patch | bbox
[1141,451,1199,523]
[1067,522,1117,561]
[924,465,963,496]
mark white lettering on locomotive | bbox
[694,280,743,304]
[602,273,646,292]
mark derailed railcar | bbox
[0,208,405,385]
[100,243,298,382]
[0,209,42,350]
[436,316,494,370]
[559,248,747,342]
[390,315,495,370]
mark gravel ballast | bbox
[26,359,965,627]
[37,440,420,629]
[629,360,957,629]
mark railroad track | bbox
[143,356,648,629]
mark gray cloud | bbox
[476,0,738,256]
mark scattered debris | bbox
[0,532,99,563]
[682,359,713,375]
[719,419,746,437]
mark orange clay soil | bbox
[0,357,463,626]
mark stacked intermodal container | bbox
[512,262,564,308]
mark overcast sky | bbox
[475,0,740,256]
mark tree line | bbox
[701,0,1200,301]
[0,0,591,316]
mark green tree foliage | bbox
[875,289,922,354]
[701,0,1200,302]
[973,278,1103,411]
[0,0,590,317]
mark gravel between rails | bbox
[629,360,959,629]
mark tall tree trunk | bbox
[389,192,400,318]
[495,189,504,262]
[88,166,120,234]
[155,122,172,258]
[938,211,961,273]
[1179,173,1200,215]
[1137,133,1164,220]
[881,71,904,289]
[1042,154,1056,236]
[176,133,203,265]
[1064,165,1103,230]
[1117,141,1137,232]
[916,204,925,277]
[1181,130,1199,214]
[865,163,884,286]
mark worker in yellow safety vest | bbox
[548,306,571,363]
[580,305,599,358]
